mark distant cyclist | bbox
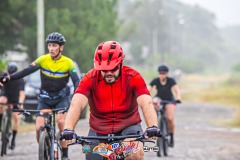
[0,62,25,150]
[0,32,80,160]
[147,64,181,147]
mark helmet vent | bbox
[98,46,103,50]
[118,53,122,58]
[110,45,116,49]
[108,54,113,62]
[98,54,102,62]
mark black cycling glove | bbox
[145,126,161,137]
[175,99,182,104]
[60,129,77,140]
[0,75,10,84]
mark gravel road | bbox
[1,102,240,160]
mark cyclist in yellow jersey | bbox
[0,32,79,160]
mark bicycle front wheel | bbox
[161,117,169,156]
[156,115,162,157]
[1,113,11,156]
[39,131,51,160]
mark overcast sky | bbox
[176,0,240,27]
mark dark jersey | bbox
[2,72,25,102]
[149,77,176,100]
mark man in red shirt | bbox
[61,41,159,160]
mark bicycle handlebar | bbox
[12,107,69,116]
[0,102,25,106]
[71,130,162,146]
[159,100,181,105]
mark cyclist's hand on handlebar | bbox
[60,129,77,142]
[145,126,161,140]
[175,99,181,104]
[18,103,24,109]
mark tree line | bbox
[0,0,117,72]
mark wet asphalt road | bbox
[1,102,240,160]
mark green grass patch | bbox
[179,73,240,127]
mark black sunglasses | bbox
[101,65,120,73]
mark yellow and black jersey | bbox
[10,54,79,94]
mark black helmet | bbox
[158,64,169,72]
[46,32,66,45]
[8,62,18,74]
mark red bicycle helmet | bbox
[94,41,124,70]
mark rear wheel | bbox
[39,131,51,160]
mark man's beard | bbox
[104,74,118,84]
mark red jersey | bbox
[75,66,150,134]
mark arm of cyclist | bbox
[171,84,181,103]
[69,71,80,91]
[147,85,152,92]
[18,79,25,109]
[18,90,25,109]
[62,93,88,140]
[0,64,39,85]
[137,94,159,138]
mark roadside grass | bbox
[179,73,240,127]
[19,121,35,133]
[18,118,36,133]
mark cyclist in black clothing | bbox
[148,64,181,147]
[0,62,25,150]
[0,32,80,160]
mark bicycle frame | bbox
[13,107,68,160]
[156,100,178,157]
[39,110,58,160]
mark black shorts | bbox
[0,93,19,109]
[86,124,143,160]
[36,96,70,117]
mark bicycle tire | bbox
[39,131,51,160]
[1,112,11,156]
[161,117,169,156]
[156,115,162,157]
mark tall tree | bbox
[0,0,118,72]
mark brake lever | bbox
[76,138,92,145]
[18,111,31,117]
[58,108,68,114]
[143,140,155,143]
[23,111,31,117]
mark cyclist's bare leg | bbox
[0,96,7,130]
[123,138,144,160]
[12,112,20,131]
[10,111,20,149]
[165,104,176,147]
[36,116,45,143]
[165,104,175,133]
[0,96,7,113]
[57,112,67,148]
[57,112,69,158]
